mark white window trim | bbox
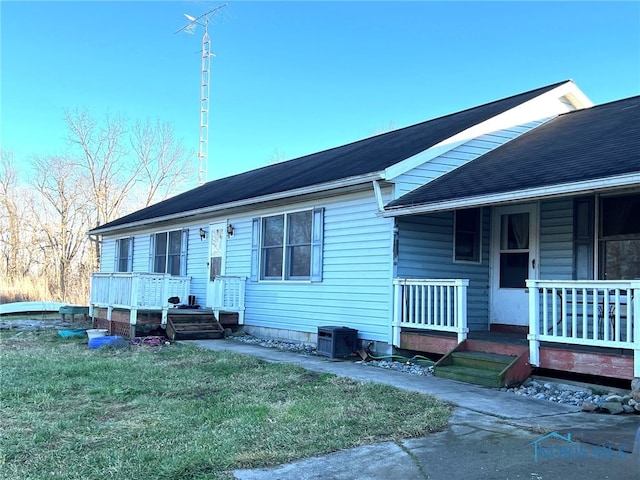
[252,207,324,283]
[149,228,188,276]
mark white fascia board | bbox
[383,81,592,181]
[381,173,640,217]
[89,171,384,236]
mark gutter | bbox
[90,171,385,235]
[380,172,640,217]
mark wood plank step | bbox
[172,329,223,335]
[169,330,225,341]
[434,365,503,388]
[166,316,225,341]
[167,316,216,323]
[170,322,222,330]
[451,351,516,371]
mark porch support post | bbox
[106,274,114,333]
[527,280,540,367]
[88,273,96,327]
[632,281,640,377]
[161,274,170,328]
[392,279,403,347]
[161,306,168,328]
[238,277,246,325]
[129,274,139,339]
[456,279,469,343]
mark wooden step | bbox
[169,322,221,329]
[449,351,516,371]
[434,364,505,388]
[166,315,225,341]
[433,342,526,388]
[167,315,216,323]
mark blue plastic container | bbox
[88,335,124,349]
[58,328,87,338]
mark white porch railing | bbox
[392,278,469,346]
[212,276,246,324]
[89,272,191,327]
[527,279,640,376]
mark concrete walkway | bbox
[184,339,640,480]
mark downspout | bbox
[372,180,386,213]
[373,180,401,348]
[86,232,102,325]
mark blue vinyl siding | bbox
[396,209,491,331]
[394,122,543,197]
[539,198,574,280]
[99,239,116,273]
[184,227,208,302]
[226,189,394,342]
[95,188,394,342]
[257,191,393,341]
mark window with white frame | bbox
[115,237,133,272]
[252,208,324,282]
[150,229,187,276]
[454,208,481,263]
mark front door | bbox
[490,204,538,326]
[206,222,227,308]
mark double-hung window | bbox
[115,237,133,272]
[252,208,324,282]
[599,193,640,280]
[150,229,188,276]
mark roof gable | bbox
[385,96,640,213]
[92,80,575,234]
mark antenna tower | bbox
[176,3,227,186]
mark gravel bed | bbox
[500,380,624,408]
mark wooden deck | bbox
[92,306,238,338]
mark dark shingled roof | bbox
[93,81,570,232]
[386,95,640,211]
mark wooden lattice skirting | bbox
[94,318,132,338]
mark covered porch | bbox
[391,278,639,380]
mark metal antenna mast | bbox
[176,3,227,186]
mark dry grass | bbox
[0,330,451,480]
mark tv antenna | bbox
[176,3,227,186]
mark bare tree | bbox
[267,147,288,165]
[64,109,138,228]
[64,109,194,272]
[2,110,195,304]
[0,150,53,302]
[369,121,398,137]
[130,118,195,207]
[0,150,21,280]
[31,155,92,302]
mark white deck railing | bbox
[392,278,469,346]
[89,272,191,326]
[212,276,246,324]
[527,279,640,376]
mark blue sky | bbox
[2,1,639,186]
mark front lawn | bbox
[0,330,450,479]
